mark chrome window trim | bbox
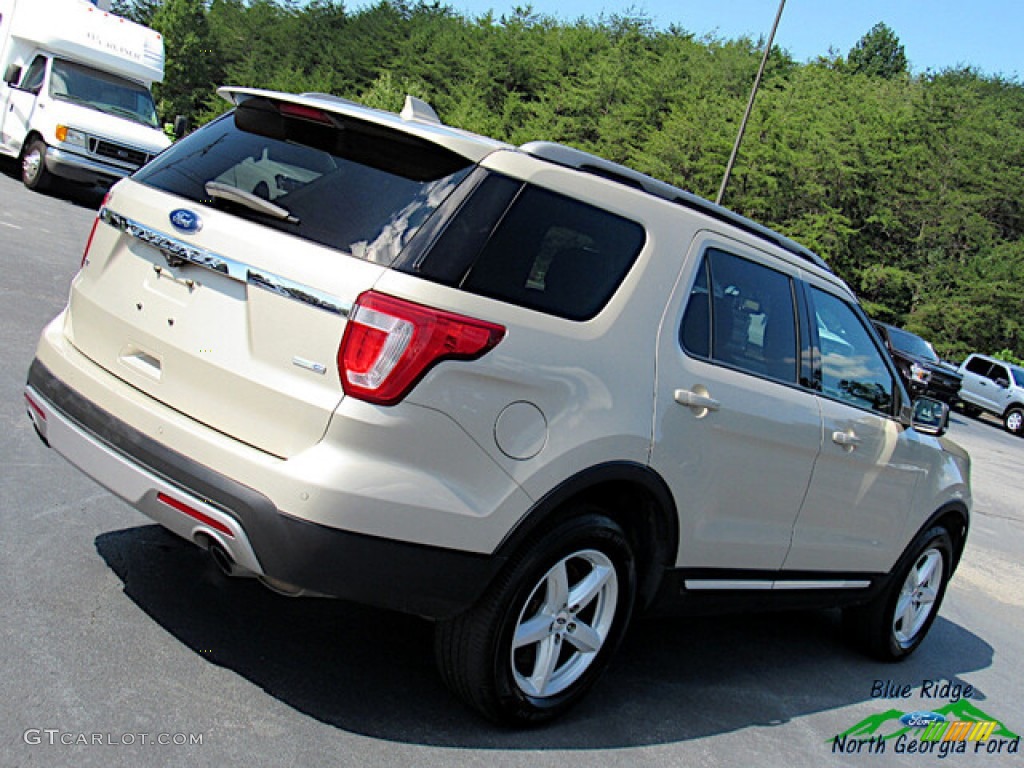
[99,208,351,317]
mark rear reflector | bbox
[157,492,234,538]
[24,392,46,422]
[81,192,112,268]
[339,291,505,406]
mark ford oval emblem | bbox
[899,711,946,728]
[169,209,202,234]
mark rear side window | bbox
[133,97,474,264]
[401,175,646,320]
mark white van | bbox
[0,0,170,191]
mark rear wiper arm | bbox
[204,181,300,224]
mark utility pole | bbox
[716,0,787,206]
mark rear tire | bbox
[434,511,636,725]
[844,525,952,661]
[1003,406,1024,435]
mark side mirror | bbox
[994,377,1010,389]
[4,63,22,87]
[172,115,189,140]
[911,397,949,436]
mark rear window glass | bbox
[133,97,474,264]
[401,174,646,320]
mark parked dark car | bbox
[873,322,962,406]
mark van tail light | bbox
[339,291,505,406]
[80,192,112,268]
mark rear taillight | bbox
[339,291,505,406]
[80,192,112,268]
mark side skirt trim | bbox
[684,578,872,591]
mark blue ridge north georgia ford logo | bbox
[169,209,202,234]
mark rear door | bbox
[651,236,823,571]
[65,96,476,457]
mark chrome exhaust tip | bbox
[195,533,254,579]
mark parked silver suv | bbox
[25,88,971,724]
[958,352,1024,434]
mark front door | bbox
[784,283,928,574]
[0,54,46,155]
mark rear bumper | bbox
[25,359,504,619]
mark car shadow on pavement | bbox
[0,157,106,210]
[96,525,994,749]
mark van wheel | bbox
[434,511,636,725]
[21,139,52,191]
[1003,407,1024,435]
[844,526,952,661]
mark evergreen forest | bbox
[112,0,1024,361]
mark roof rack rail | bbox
[519,141,831,273]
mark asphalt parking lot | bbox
[2,166,1022,767]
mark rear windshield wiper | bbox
[204,181,300,224]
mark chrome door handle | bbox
[674,389,721,412]
[831,430,862,448]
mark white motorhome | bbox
[0,0,171,191]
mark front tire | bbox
[435,511,636,725]
[845,525,953,661]
[1003,406,1024,435]
[21,138,52,191]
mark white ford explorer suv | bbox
[25,87,971,725]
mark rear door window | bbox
[680,248,799,383]
[133,97,474,265]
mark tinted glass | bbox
[989,363,1010,384]
[810,287,895,415]
[396,172,522,284]
[680,258,710,358]
[134,99,474,264]
[455,184,646,320]
[964,356,992,376]
[886,326,938,362]
[681,249,798,383]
